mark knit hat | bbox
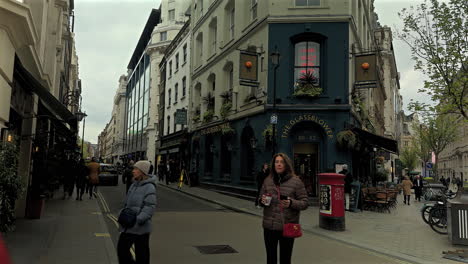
[134,160,151,176]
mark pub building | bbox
[188,22,398,199]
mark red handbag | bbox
[276,186,302,238]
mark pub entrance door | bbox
[293,143,319,197]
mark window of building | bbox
[169,61,172,77]
[174,113,177,132]
[199,0,204,17]
[168,89,172,105]
[182,77,187,97]
[229,7,235,40]
[167,116,170,134]
[209,19,217,53]
[251,0,257,20]
[196,33,203,66]
[295,0,321,6]
[183,44,187,63]
[160,31,167,41]
[175,83,178,102]
[168,9,175,21]
[294,41,321,92]
[175,53,179,70]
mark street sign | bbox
[175,109,187,125]
[426,162,433,169]
[270,114,278,124]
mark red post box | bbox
[318,173,345,231]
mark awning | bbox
[14,58,77,128]
[352,127,398,154]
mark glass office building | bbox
[124,54,150,160]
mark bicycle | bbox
[421,188,455,225]
[428,197,447,234]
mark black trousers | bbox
[264,228,295,264]
[404,195,411,204]
[117,232,150,264]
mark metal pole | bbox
[272,65,278,156]
[81,117,86,158]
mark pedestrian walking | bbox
[62,157,76,199]
[446,177,451,189]
[122,160,134,194]
[402,176,413,205]
[117,160,156,264]
[157,161,166,183]
[440,176,447,187]
[255,163,270,207]
[413,175,423,202]
[148,161,154,175]
[259,153,309,264]
[87,157,100,199]
[340,164,353,211]
[75,158,89,201]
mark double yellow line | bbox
[96,191,136,259]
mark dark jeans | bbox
[414,187,422,201]
[117,232,150,264]
[404,195,411,204]
[264,228,295,264]
[87,183,97,198]
[76,184,85,199]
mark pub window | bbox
[294,41,321,92]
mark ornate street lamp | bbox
[75,111,87,158]
[270,49,280,156]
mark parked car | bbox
[98,164,118,186]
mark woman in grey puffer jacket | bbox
[259,153,308,264]
[117,160,156,264]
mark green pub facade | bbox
[189,21,387,197]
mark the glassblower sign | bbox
[281,114,334,139]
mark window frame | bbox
[169,61,172,77]
[175,53,179,70]
[295,0,321,7]
[183,44,187,63]
[168,9,175,21]
[175,83,179,103]
[229,7,235,40]
[182,77,187,97]
[168,88,172,105]
[251,0,258,20]
[160,31,167,41]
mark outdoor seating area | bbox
[361,187,399,213]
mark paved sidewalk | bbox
[3,193,118,264]
[159,182,467,264]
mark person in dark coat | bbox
[255,163,270,207]
[413,175,424,202]
[148,161,154,175]
[440,176,447,187]
[340,165,353,211]
[62,157,76,199]
[75,158,89,201]
[122,160,135,194]
[158,161,166,183]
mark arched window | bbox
[294,41,320,89]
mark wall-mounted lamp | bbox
[7,134,13,142]
[250,137,258,149]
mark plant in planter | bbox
[336,130,358,150]
[203,109,214,123]
[293,71,323,98]
[0,142,24,232]
[244,93,257,103]
[374,167,390,183]
[193,107,201,123]
[220,103,232,119]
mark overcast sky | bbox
[75,0,434,144]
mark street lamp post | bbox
[270,50,280,156]
[75,111,87,158]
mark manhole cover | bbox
[195,245,238,255]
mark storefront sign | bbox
[320,184,332,215]
[175,109,187,125]
[281,114,334,139]
[200,123,231,136]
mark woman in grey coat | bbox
[117,160,156,264]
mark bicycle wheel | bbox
[421,205,432,224]
[429,207,447,234]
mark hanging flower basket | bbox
[336,130,358,150]
[221,125,236,136]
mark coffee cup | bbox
[263,193,272,206]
